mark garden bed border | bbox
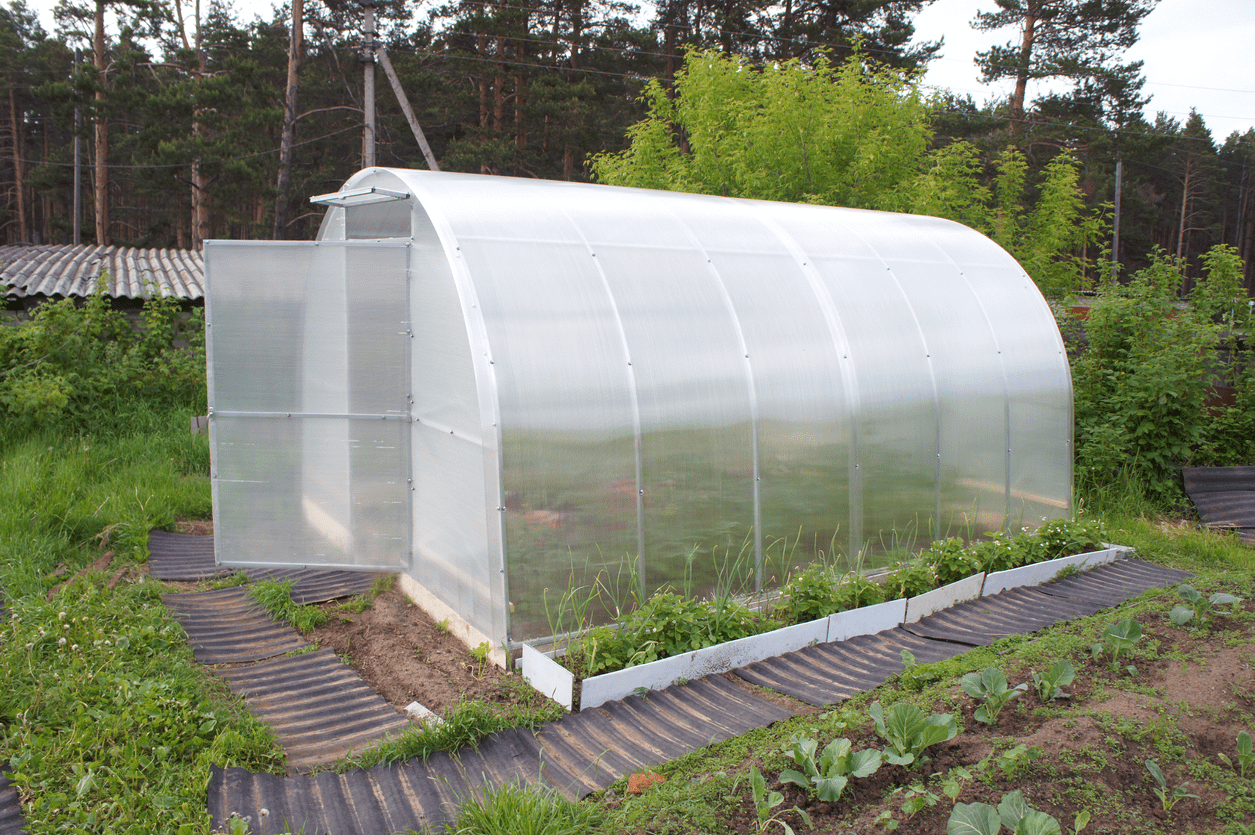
[521,544,1131,712]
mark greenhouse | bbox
[204,168,1072,650]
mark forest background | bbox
[0,0,1251,295]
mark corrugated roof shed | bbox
[0,244,204,301]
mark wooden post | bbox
[375,49,439,171]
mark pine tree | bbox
[972,0,1158,130]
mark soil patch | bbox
[719,593,1255,835]
[309,588,530,713]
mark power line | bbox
[18,124,361,171]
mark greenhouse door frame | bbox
[206,240,414,574]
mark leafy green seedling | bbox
[870,701,959,767]
[1091,618,1142,675]
[1218,729,1253,778]
[897,649,941,691]
[947,790,1088,835]
[1169,584,1241,627]
[946,800,1000,834]
[962,667,1028,725]
[748,764,811,835]
[1031,659,1076,701]
[899,782,939,818]
[779,735,881,802]
[1145,760,1197,811]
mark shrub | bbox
[1072,245,1251,505]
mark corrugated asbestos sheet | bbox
[0,592,27,834]
[1183,466,1255,546]
[0,244,203,300]
[904,586,1105,647]
[737,626,969,707]
[148,531,383,602]
[217,649,412,770]
[0,774,24,835]
[208,674,793,833]
[148,530,228,581]
[1037,558,1193,606]
[163,587,309,665]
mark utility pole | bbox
[361,0,375,169]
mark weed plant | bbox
[343,696,564,770]
[249,578,329,633]
[1072,245,1253,506]
[0,577,283,831]
[436,780,601,835]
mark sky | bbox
[910,0,1255,141]
[25,0,1255,141]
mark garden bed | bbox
[523,519,1126,711]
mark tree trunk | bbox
[477,33,488,130]
[93,0,108,245]
[1177,155,1194,260]
[493,35,505,133]
[273,0,303,239]
[190,0,210,250]
[1010,1,1039,131]
[9,86,27,243]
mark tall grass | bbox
[0,296,285,833]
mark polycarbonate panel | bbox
[206,243,312,414]
[764,205,939,565]
[412,424,494,632]
[207,241,411,572]
[883,256,1006,541]
[957,261,1072,527]
[407,203,503,639]
[213,416,408,569]
[458,230,638,639]
[585,210,756,601]
[680,204,852,584]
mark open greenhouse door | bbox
[206,241,412,571]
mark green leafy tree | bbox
[592,48,932,211]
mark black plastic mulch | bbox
[215,648,412,771]
[0,774,25,835]
[1182,466,1255,546]
[163,586,309,665]
[208,674,792,833]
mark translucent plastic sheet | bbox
[207,242,411,571]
